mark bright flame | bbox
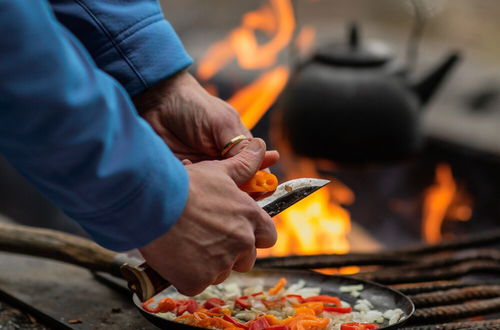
[228,67,289,128]
[196,0,303,129]
[258,158,353,257]
[422,163,473,243]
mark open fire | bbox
[422,163,472,244]
[194,0,476,256]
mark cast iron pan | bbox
[133,268,415,330]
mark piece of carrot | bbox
[240,170,278,193]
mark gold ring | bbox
[221,135,248,156]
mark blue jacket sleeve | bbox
[0,0,189,252]
[48,0,193,96]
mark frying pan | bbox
[134,269,414,330]
[0,222,414,329]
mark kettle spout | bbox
[413,52,461,106]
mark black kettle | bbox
[282,24,460,164]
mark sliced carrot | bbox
[268,277,287,295]
[240,170,278,193]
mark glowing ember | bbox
[422,163,473,243]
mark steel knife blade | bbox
[257,178,330,217]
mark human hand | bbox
[133,70,278,164]
[138,138,277,296]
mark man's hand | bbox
[138,139,277,296]
[133,70,278,163]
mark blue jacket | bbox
[0,0,192,251]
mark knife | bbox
[121,177,330,301]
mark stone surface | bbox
[0,252,155,330]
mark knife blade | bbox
[257,178,330,217]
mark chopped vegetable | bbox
[143,277,404,329]
[235,296,252,309]
[324,306,353,314]
[246,316,270,330]
[203,297,226,309]
[341,322,380,330]
[268,277,287,295]
[176,299,198,316]
[303,295,341,307]
[143,297,176,313]
[223,314,249,329]
[240,170,278,193]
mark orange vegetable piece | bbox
[292,318,330,330]
[265,314,283,325]
[268,277,287,295]
[142,297,176,313]
[293,306,316,316]
[240,170,278,193]
[294,302,324,315]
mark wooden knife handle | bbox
[0,221,123,277]
[120,263,171,302]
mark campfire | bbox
[190,0,486,258]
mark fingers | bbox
[220,138,266,186]
[232,246,257,272]
[217,106,253,159]
[254,208,278,248]
[260,150,280,170]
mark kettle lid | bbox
[314,23,393,67]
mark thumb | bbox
[220,138,266,186]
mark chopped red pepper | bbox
[324,306,353,313]
[303,295,341,306]
[142,297,176,313]
[235,296,252,309]
[251,291,264,297]
[223,314,249,329]
[341,322,380,330]
[247,316,271,330]
[207,306,222,314]
[202,297,225,309]
[265,325,291,330]
[176,299,198,316]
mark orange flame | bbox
[196,0,302,129]
[422,163,473,243]
[258,157,353,257]
[228,67,289,129]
